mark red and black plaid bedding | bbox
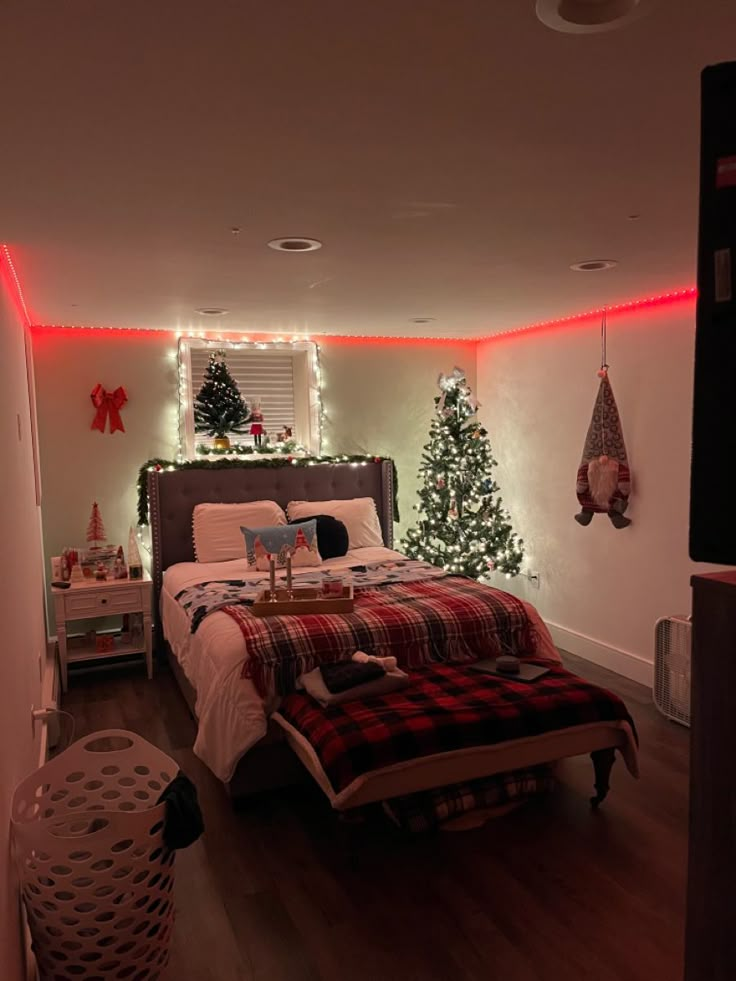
[223,577,537,697]
[383,765,556,833]
[275,663,638,795]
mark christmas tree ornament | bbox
[437,367,465,390]
[194,350,250,450]
[402,367,524,578]
[575,310,632,528]
[86,502,106,550]
[90,384,127,434]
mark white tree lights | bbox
[402,367,524,579]
[177,336,324,459]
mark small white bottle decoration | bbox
[128,527,143,580]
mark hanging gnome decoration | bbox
[575,312,632,529]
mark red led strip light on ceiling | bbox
[481,287,698,342]
[2,243,697,341]
[30,326,474,345]
[0,244,31,326]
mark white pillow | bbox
[192,501,287,563]
[286,498,384,549]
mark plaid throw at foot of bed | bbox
[383,765,556,833]
[275,663,639,797]
[225,577,538,697]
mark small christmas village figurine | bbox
[113,544,128,579]
[250,399,265,447]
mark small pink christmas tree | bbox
[86,502,106,550]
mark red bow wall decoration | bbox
[90,384,127,434]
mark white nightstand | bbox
[52,574,153,692]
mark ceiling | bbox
[0,0,732,338]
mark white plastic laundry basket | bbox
[11,729,177,981]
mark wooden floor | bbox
[62,652,689,981]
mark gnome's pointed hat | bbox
[575,366,632,528]
[293,527,309,549]
[579,373,628,466]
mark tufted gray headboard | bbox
[147,460,395,612]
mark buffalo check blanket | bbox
[275,663,639,796]
[221,576,538,697]
[175,559,447,634]
[383,765,556,833]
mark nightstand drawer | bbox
[65,586,143,618]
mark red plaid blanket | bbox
[383,765,556,833]
[223,577,537,697]
[275,663,638,795]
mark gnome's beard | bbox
[588,456,620,507]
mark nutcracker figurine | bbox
[250,399,265,447]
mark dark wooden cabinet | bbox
[685,572,736,980]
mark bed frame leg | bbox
[590,747,616,808]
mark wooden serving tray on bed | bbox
[251,585,354,616]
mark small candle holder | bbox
[285,553,293,599]
[269,556,277,601]
[322,576,344,598]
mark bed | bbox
[149,461,636,803]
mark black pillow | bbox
[289,514,349,560]
[320,660,384,694]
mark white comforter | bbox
[161,547,560,782]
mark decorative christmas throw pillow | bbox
[241,520,321,570]
[288,514,349,560]
[575,371,632,529]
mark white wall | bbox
[32,329,476,626]
[35,308,717,687]
[0,291,46,979]
[477,301,724,683]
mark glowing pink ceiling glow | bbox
[0,244,31,326]
[1,242,697,341]
[481,288,697,343]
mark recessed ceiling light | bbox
[536,0,648,34]
[195,307,229,316]
[409,317,437,324]
[267,237,323,252]
[570,259,619,273]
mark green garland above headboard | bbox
[136,455,399,526]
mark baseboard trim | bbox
[546,621,653,689]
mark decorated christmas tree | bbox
[194,350,250,440]
[402,367,524,578]
[86,502,106,550]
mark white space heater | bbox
[653,615,692,727]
